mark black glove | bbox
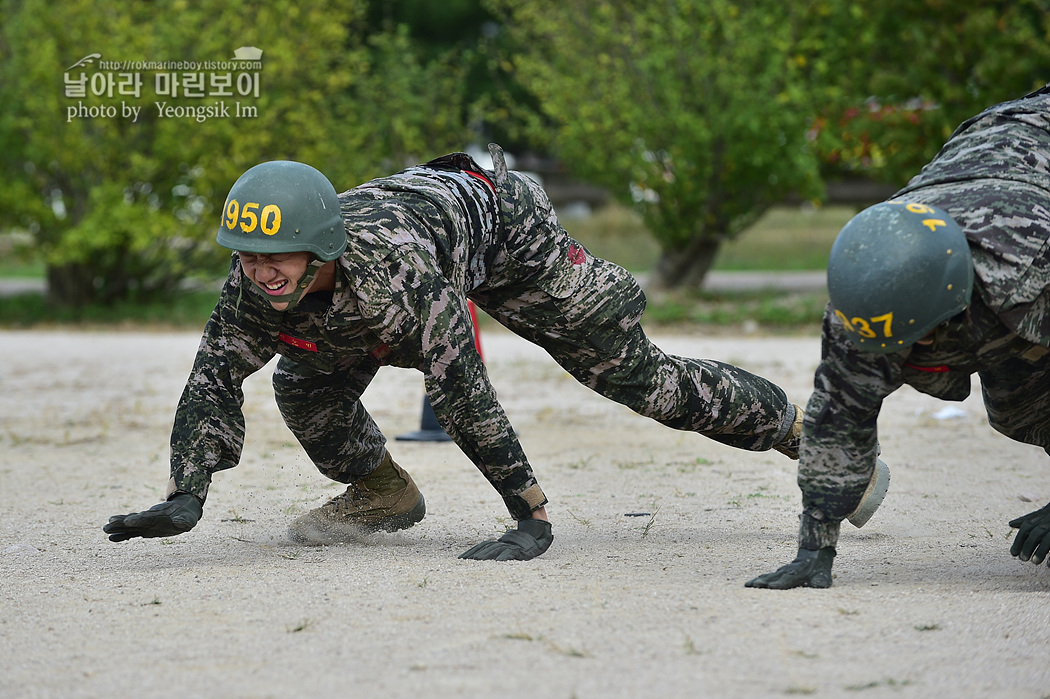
[1009,502,1050,565]
[459,519,553,561]
[744,547,835,589]
[104,493,203,542]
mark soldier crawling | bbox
[104,143,818,560]
[748,88,1050,589]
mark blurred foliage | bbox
[0,288,221,328]
[563,201,854,273]
[799,0,1050,183]
[3,0,1050,305]
[489,0,825,289]
[0,0,473,306]
[0,201,842,329]
[487,0,1050,289]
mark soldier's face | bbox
[238,251,313,310]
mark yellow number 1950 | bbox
[224,199,282,236]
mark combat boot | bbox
[288,453,426,543]
[773,403,804,459]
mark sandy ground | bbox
[1,326,1049,698]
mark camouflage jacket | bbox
[799,93,1050,549]
[168,152,546,517]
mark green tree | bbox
[489,0,824,289]
[352,26,475,172]
[801,0,1050,185]
[0,0,472,306]
[489,0,1050,288]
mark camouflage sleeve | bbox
[168,266,280,503]
[797,304,905,549]
[355,245,545,520]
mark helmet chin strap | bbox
[245,257,327,310]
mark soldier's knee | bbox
[986,410,1036,443]
[271,357,301,396]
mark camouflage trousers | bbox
[470,253,796,452]
[274,272,795,485]
[472,165,796,454]
[981,345,1050,453]
[273,354,386,483]
[273,170,795,484]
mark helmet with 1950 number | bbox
[826,200,973,353]
[216,160,346,261]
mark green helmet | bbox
[216,160,346,261]
[827,200,973,353]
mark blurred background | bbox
[1,0,1047,328]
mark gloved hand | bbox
[459,518,553,561]
[103,493,203,542]
[744,547,835,589]
[1009,502,1050,565]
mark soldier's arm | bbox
[796,307,903,549]
[357,247,546,523]
[106,265,280,543]
[747,306,903,588]
[168,263,281,503]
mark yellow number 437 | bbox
[835,309,894,339]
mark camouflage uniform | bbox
[799,93,1050,550]
[169,145,797,521]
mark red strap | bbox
[467,300,484,361]
[463,169,496,194]
[278,333,318,352]
[904,362,949,373]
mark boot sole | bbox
[847,458,890,528]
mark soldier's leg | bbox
[980,347,1050,452]
[477,161,796,452]
[980,346,1050,565]
[272,354,386,481]
[274,355,425,538]
[473,255,796,453]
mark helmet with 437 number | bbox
[216,160,346,261]
[826,200,974,353]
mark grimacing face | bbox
[237,251,314,311]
